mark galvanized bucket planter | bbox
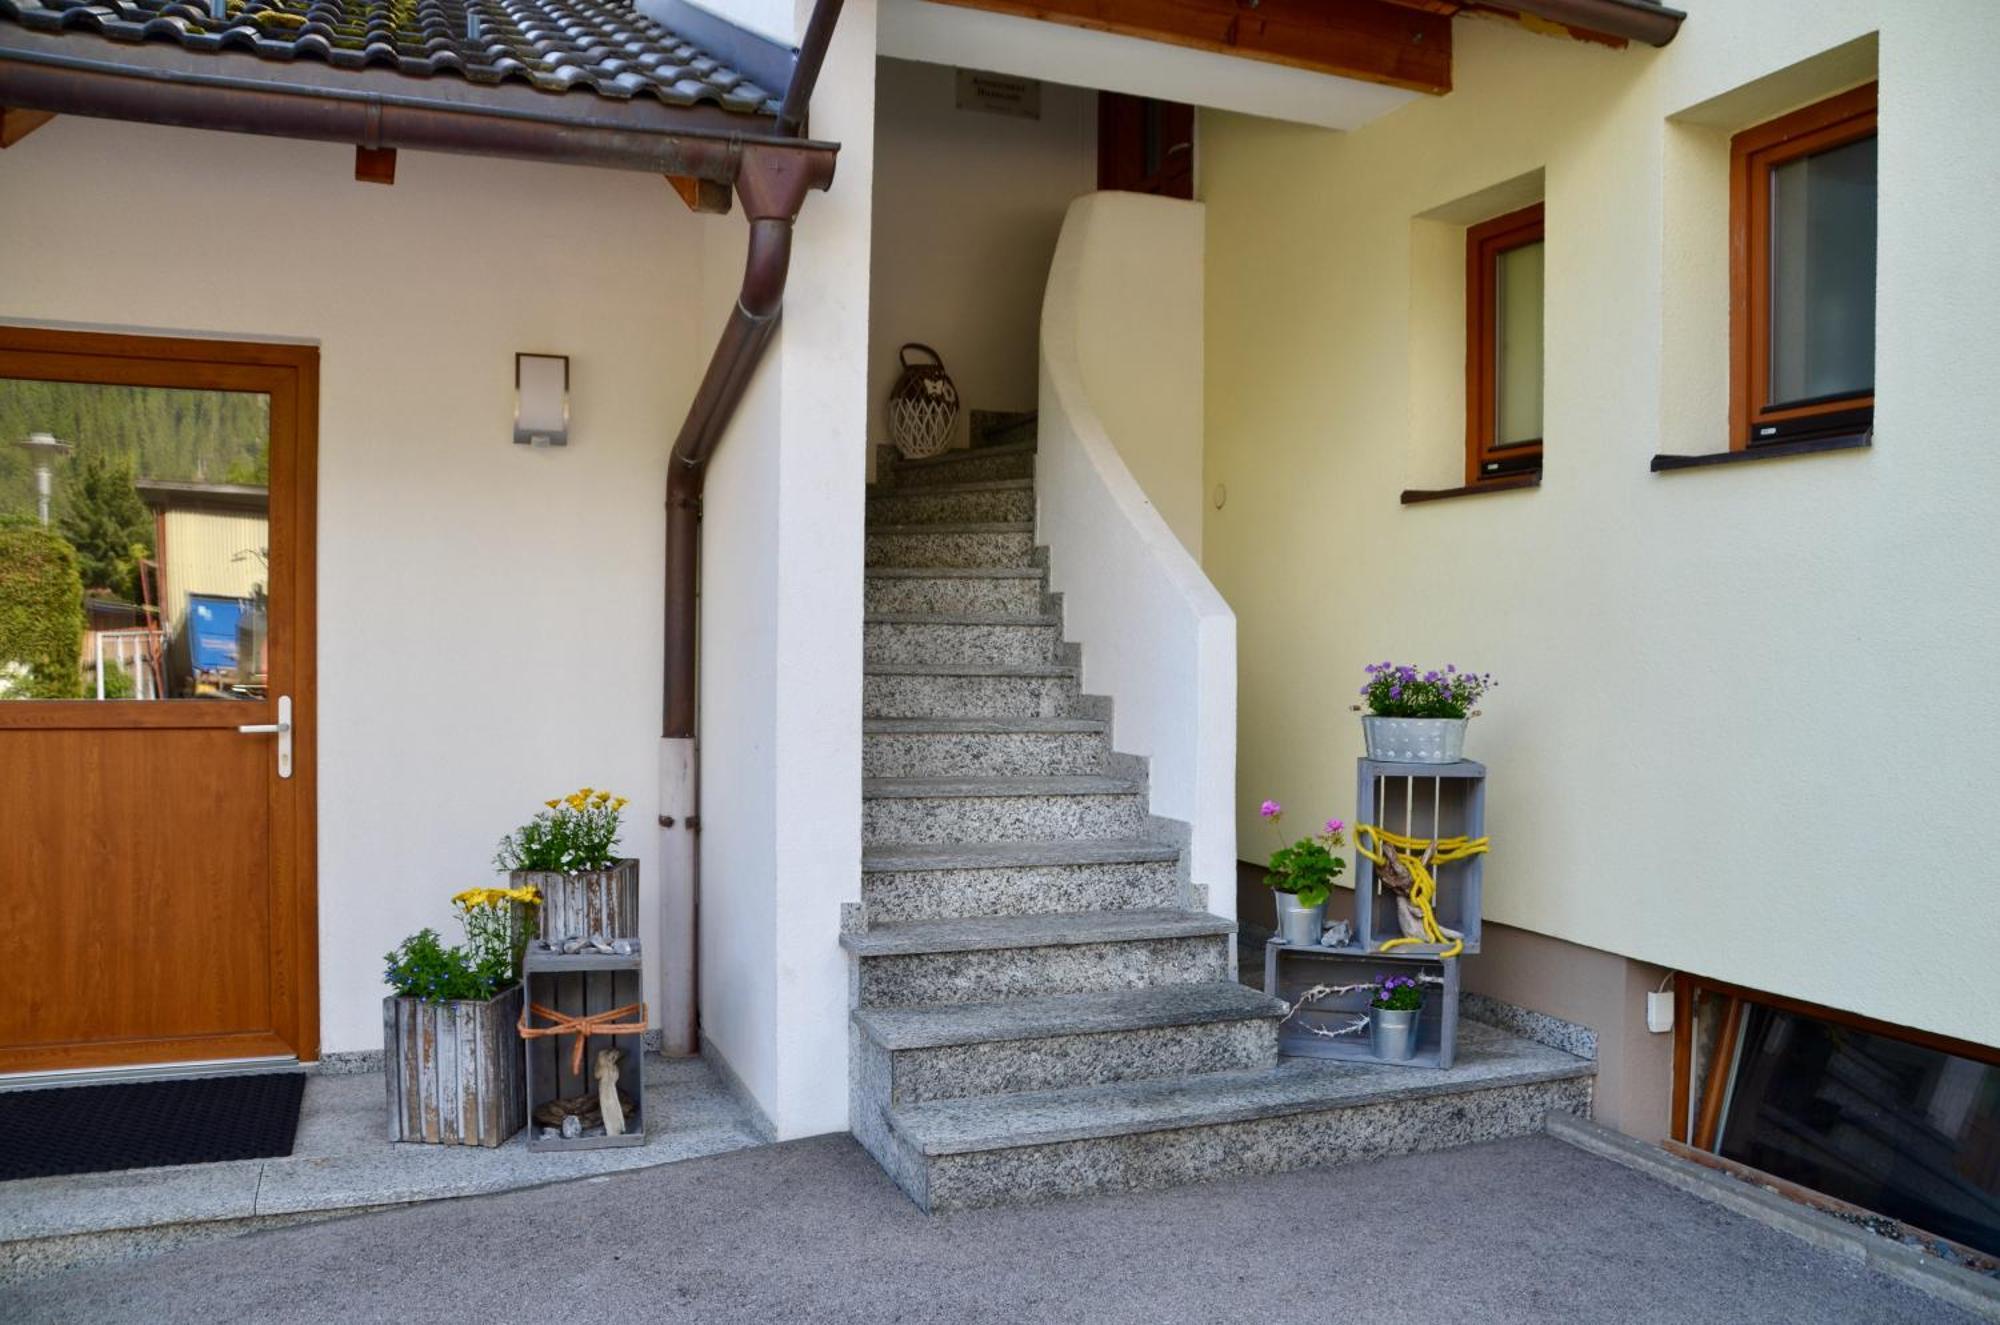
[1273,892,1326,947]
[1370,1005,1422,1062]
[1361,716,1467,764]
[514,857,640,941]
[383,984,525,1147]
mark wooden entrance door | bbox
[0,328,317,1074]
[1098,91,1195,199]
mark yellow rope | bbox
[1352,824,1489,959]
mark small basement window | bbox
[1731,83,1877,449]
[1676,974,2000,1261]
[1465,202,1545,485]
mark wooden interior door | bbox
[1098,91,1195,199]
[0,328,317,1074]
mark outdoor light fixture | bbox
[514,353,570,448]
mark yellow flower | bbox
[578,786,594,798]
[594,791,612,806]
[544,799,560,810]
[614,796,630,810]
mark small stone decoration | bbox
[536,934,636,956]
[1319,920,1354,949]
[534,1082,638,1137]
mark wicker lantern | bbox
[886,342,960,460]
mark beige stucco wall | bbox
[1203,5,2000,1050]
[0,117,705,1056]
[869,56,1096,452]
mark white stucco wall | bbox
[869,56,1096,453]
[1203,4,2000,1046]
[696,0,875,1139]
[0,117,705,1055]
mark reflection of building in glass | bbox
[135,479,268,698]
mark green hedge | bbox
[0,523,84,699]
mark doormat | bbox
[0,1071,306,1181]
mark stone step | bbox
[862,717,1107,779]
[862,775,1147,845]
[864,615,1062,668]
[866,1021,1598,1211]
[867,523,1035,570]
[853,983,1286,1105]
[861,838,1181,923]
[884,440,1036,488]
[863,662,1079,720]
[868,479,1035,526]
[843,909,1235,1008]
[865,567,1045,616]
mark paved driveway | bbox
[1,1131,1973,1324]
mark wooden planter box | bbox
[1353,758,1487,955]
[1264,940,1461,1069]
[383,984,525,1147]
[521,946,647,1151]
[513,857,640,942]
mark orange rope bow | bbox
[518,1001,648,1075]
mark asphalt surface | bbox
[1,1131,1974,1324]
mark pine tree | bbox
[56,449,152,601]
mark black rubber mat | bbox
[0,1071,306,1180]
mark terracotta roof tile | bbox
[0,0,781,113]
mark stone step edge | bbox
[888,439,1036,468]
[863,775,1142,799]
[865,662,1076,678]
[866,567,1045,579]
[890,1056,1599,1158]
[869,522,1034,536]
[865,614,1060,627]
[839,908,1233,958]
[862,838,1177,872]
[868,477,1035,496]
[864,718,1105,735]
[853,982,1287,1052]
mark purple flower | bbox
[1389,685,1402,699]
[1259,799,1282,820]
[1324,818,1344,835]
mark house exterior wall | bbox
[0,117,705,1056]
[1201,0,2000,1082]
[157,507,268,644]
[869,55,1096,456]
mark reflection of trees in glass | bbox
[57,450,151,601]
[0,380,268,522]
[0,520,85,698]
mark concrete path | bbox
[1,1132,1973,1324]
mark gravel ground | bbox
[1,1131,1976,1324]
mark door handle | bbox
[238,694,293,779]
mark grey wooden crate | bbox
[515,857,641,942]
[1352,758,1487,955]
[383,984,525,1147]
[1264,940,1460,1068]
[522,946,647,1151]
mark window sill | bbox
[1400,474,1541,505]
[1651,432,1870,473]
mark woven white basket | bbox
[887,342,959,459]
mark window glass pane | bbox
[1768,133,1876,406]
[1719,1002,2000,1258]
[1494,239,1544,447]
[0,380,270,700]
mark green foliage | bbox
[56,449,151,599]
[1267,837,1347,909]
[0,524,84,698]
[0,379,267,524]
[1371,975,1424,1012]
[224,447,270,487]
[1359,661,1495,719]
[383,929,512,1003]
[99,660,136,699]
[495,787,630,873]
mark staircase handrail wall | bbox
[1037,190,1236,919]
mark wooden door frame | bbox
[0,325,319,1070]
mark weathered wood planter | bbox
[520,944,647,1152]
[1353,758,1487,955]
[383,984,525,1147]
[1264,940,1460,1069]
[514,857,640,942]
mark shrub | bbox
[384,887,540,1003]
[0,524,84,699]
[1358,661,1494,720]
[1256,799,1348,908]
[495,787,630,873]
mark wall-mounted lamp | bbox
[514,353,570,448]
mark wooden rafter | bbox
[666,173,732,214]
[922,0,1453,95]
[0,108,55,148]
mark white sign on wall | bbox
[955,68,1042,120]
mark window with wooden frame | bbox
[1673,972,2000,1261]
[1731,83,1878,450]
[1465,202,1545,485]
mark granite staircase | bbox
[848,434,1594,1212]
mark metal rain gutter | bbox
[1509,0,1685,47]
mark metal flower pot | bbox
[1273,891,1325,947]
[1362,716,1467,764]
[1370,1004,1422,1062]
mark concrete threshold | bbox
[1546,1111,2000,1323]
[0,1054,767,1285]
